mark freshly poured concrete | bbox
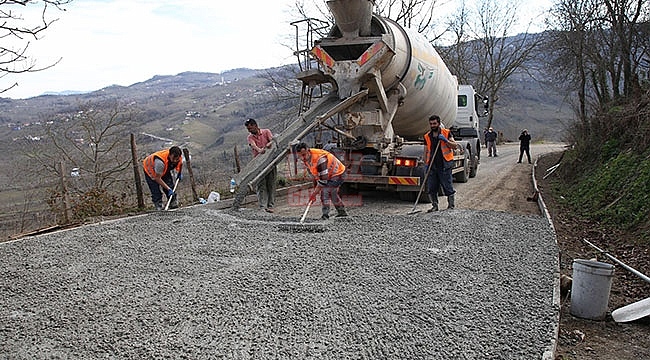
[0,206,558,359]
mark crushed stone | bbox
[0,206,558,359]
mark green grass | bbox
[553,144,650,242]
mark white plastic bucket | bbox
[570,259,615,320]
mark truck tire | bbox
[399,189,431,203]
[454,156,470,183]
[469,150,478,178]
[469,156,478,178]
[398,190,417,202]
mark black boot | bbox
[427,194,439,212]
[447,194,455,209]
[335,206,348,217]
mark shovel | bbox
[612,297,650,323]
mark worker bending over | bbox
[296,142,348,220]
[142,146,183,210]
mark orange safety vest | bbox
[303,148,346,179]
[424,128,454,163]
[142,149,182,178]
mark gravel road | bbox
[0,143,562,359]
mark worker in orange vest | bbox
[423,115,458,211]
[142,146,183,210]
[296,142,347,220]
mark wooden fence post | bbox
[130,134,145,209]
[59,161,69,224]
[234,144,241,173]
[182,148,198,202]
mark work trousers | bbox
[487,141,497,156]
[320,174,345,216]
[426,161,456,200]
[256,166,277,210]
[145,172,175,208]
[519,146,531,163]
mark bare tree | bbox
[437,0,473,84]
[439,0,541,129]
[545,0,649,120]
[25,101,139,220]
[0,0,72,93]
[290,0,452,43]
[545,0,600,124]
[45,103,134,189]
[475,0,541,129]
[376,0,451,36]
[601,0,648,98]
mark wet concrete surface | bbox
[0,205,558,359]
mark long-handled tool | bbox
[582,239,650,284]
[407,142,439,215]
[276,198,325,233]
[164,178,180,211]
[299,199,314,224]
[582,239,650,322]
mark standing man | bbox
[143,146,183,210]
[485,127,498,157]
[424,115,459,212]
[518,129,532,164]
[245,118,276,212]
[296,142,347,220]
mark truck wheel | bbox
[469,152,478,178]
[398,191,417,202]
[454,157,470,183]
[398,189,431,203]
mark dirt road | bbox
[244,142,567,217]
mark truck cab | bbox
[450,85,489,173]
[451,84,488,142]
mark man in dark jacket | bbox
[485,127,498,157]
[518,129,532,164]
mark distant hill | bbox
[1,63,572,176]
[41,90,90,97]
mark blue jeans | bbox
[426,161,455,200]
[145,172,174,207]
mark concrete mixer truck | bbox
[232,0,488,207]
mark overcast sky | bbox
[2,0,550,100]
